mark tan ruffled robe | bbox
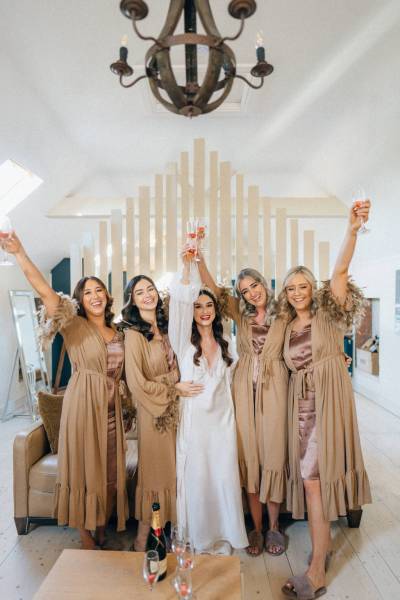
[124,328,179,526]
[224,296,289,503]
[283,282,372,520]
[40,295,129,531]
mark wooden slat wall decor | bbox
[209,151,219,277]
[180,152,190,250]
[290,219,299,268]
[71,139,336,301]
[193,138,205,218]
[262,198,272,285]
[98,221,108,285]
[138,187,150,275]
[247,186,259,270]
[110,209,123,314]
[318,241,330,281]
[154,175,164,279]
[82,233,95,278]
[236,174,245,273]
[166,170,177,272]
[304,230,315,273]
[125,198,135,281]
[220,161,232,282]
[275,208,287,293]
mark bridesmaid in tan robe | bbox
[198,254,288,557]
[279,201,372,599]
[122,274,204,550]
[4,233,129,550]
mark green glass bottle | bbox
[145,502,167,581]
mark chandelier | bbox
[110,0,274,118]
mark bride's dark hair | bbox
[120,275,168,341]
[191,289,233,367]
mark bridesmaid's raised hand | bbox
[350,199,371,233]
[1,231,22,254]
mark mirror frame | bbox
[8,290,50,418]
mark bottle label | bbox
[150,560,159,574]
[158,557,167,576]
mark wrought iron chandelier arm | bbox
[216,15,245,46]
[119,73,148,88]
[234,73,264,89]
[131,18,167,49]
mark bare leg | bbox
[304,479,329,589]
[96,486,117,547]
[79,528,96,550]
[265,501,284,554]
[246,492,263,555]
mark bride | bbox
[168,253,248,553]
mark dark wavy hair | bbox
[120,274,168,341]
[72,276,114,326]
[191,289,233,368]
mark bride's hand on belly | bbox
[175,381,205,397]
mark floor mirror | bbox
[2,290,50,421]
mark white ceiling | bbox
[1,0,399,270]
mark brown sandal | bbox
[265,529,286,556]
[282,574,327,599]
[245,530,264,557]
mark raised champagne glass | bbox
[0,215,13,266]
[352,187,370,234]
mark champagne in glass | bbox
[143,549,160,592]
[185,219,198,260]
[173,568,193,599]
[352,187,370,234]
[178,540,195,570]
[0,215,13,266]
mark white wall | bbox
[352,253,400,417]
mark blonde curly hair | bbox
[235,268,275,322]
[276,265,318,321]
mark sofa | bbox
[13,419,138,535]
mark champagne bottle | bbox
[145,502,168,581]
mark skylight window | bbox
[0,160,42,214]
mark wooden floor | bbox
[1,394,400,599]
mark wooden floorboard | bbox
[0,394,399,599]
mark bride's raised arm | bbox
[168,256,201,361]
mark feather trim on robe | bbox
[316,278,366,330]
[155,381,179,433]
[38,293,78,349]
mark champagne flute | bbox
[143,549,160,592]
[173,567,194,599]
[185,219,198,261]
[352,186,370,234]
[178,540,195,570]
[0,215,13,266]
[195,218,207,253]
[171,524,184,555]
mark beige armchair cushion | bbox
[37,391,63,453]
[14,420,138,530]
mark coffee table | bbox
[34,549,241,599]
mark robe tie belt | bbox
[259,356,284,388]
[290,352,344,400]
[73,367,126,396]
